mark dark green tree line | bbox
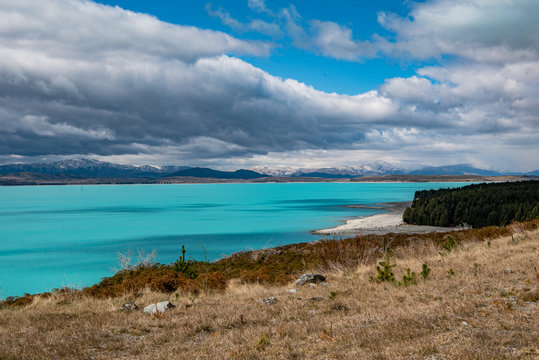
[403,181,539,227]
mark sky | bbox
[0,0,538,172]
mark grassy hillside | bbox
[0,222,537,359]
[24,224,523,300]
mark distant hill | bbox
[167,167,268,180]
[0,159,188,178]
[265,163,503,178]
[292,172,355,179]
[407,164,502,176]
[0,159,532,183]
[350,174,525,183]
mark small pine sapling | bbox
[400,268,417,286]
[420,263,431,280]
[372,248,396,283]
[172,244,198,279]
[442,235,457,252]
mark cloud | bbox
[206,2,381,61]
[0,0,401,160]
[17,115,115,140]
[309,20,376,60]
[1,1,269,62]
[0,0,538,172]
[247,0,272,15]
[205,3,281,36]
[378,0,539,61]
[216,0,539,65]
[207,3,376,58]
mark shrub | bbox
[172,245,198,279]
[117,248,156,271]
[372,249,396,283]
[400,268,417,286]
[442,235,457,252]
[197,271,228,291]
[420,263,431,280]
[256,334,271,351]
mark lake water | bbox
[0,182,466,298]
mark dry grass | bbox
[1,228,538,359]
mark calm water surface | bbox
[0,182,466,298]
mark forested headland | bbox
[403,181,539,227]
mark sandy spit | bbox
[314,201,462,236]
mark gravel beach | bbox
[314,201,461,236]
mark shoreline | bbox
[1,174,533,186]
[314,201,463,236]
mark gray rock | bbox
[331,304,350,311]
[308,297,324,302]
[156,300,175,313]
[120,301,139,312]
[262,297,278,305]
[296,273,326,286]
[143,304,157,314]
[286,288,297,293]
[143,300,175,315]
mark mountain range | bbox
[0,159,537,180]
[0,159,188,178]
[277,163,509,178]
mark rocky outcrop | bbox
[261,297,278,305]
[120,301,139,312]
[295,273,326,286]
[143,301,175,315]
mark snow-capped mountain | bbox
[251,162,503,177]
[0,159,189,178]
[0,159,507,179]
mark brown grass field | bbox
[0,225,538,359]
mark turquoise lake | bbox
[0,182,467,298]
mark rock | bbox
[143,300,175,315]
[461,321,468,326]
[331,304,350,311]
[143,304,157,314]
[262,297,278,305]
[505,268,513,274]
[296,273,326,286]
[286,289,297,293]
[308,297,324,302]
[309,283,317,288]
[120,301,139,312]
[156,300,175,313]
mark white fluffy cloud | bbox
[309,20,375,60]
[378,0,539,61]
[0,0,269,62]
